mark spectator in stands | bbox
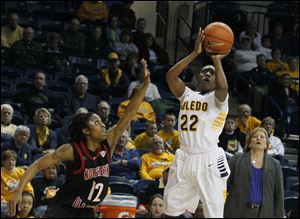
[110,1,136,30]
[244,54,278,117]
[127,67,161,102]
[139,136,174,180]
[285,57,299,93]
[133,18,147,47]
[32,164,65,218]
[110,130,141,180]
[113,30,139,62]
[266,47,289,76]
[268,74,299,124]
[61,18,85,54]
[137,194,164,218]
[106,15,122,49]
[98,52,130,99]
[41,32,70,73]
[121,52,139,81]
[1,12,24,48]
[1,104,17,137]
[11,26,42,69]
[261,116,287,165]
[1,150,34,218]
[16,71,55,120]
[257,34,272,60]
[15,191,35,218]
[56,108,88,146]
[134,121,158,150]
[218,115,245,159]
[270,21,291,56]
[96,101,118,130]
[224,127,284,218]
[28,108,57,154]
[233,35,260,73]
[85,25,111,58]
[76,1,109,24]
[1,125,35,168]
[239,21,262,50]
[236,104,261,136]
[157,113,180,154]
[61,75,99,116]
[138,168,169,206]
[138,33,169,65]
[118,85,156,123]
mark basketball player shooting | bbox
[163,27,231,218]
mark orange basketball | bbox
[203,22,234,54]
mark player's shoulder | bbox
[54,143,74,161]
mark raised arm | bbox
[106,59,150,156]
[209,51,230,102]
[7,144,73,217]
[166,28,205,98]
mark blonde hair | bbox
[244,127,270,152]
[33,108,52,125]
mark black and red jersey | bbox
[54,140,110,208]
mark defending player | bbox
[7,59,150,218]
[163,28,231,218]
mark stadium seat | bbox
[54,72,76,86]
[1,65,23,81]
[282,166,298,190]
[14,78,33,91]
[109,182,135,195]
[134,179,153,196]
[47,80,69,92]
[290,182,299,192]
[109,176,130,184]
[12,110,25,125]
[284,192,298,218]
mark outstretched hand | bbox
[140,59,150,84]
[194,27,205,54]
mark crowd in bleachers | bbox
[1,1,299,218]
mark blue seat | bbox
[282,166,298,190]
[284,193,298,218]
[1,87,16,102]
[1,65,23,80]
[109,182,135,195]
[54,72,76,86]
[131,121,147,138]
[109,176,130,184]
[12,111,25,125]
[290,182,299,192]
[38,19,63,32]
[47,80,69,92]
[1,76,12,89]
[14,78,33,91]
[134,179,153,196]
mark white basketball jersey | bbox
[177,86,228,151]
